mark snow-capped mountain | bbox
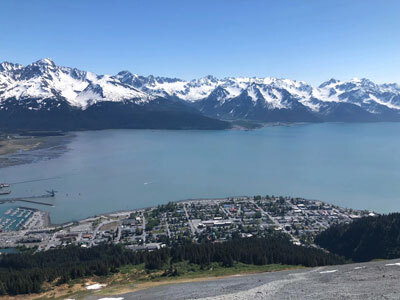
[0,58,153,110]
[0,59,230,130]
[118,72,400,122]
[1,58,400,131]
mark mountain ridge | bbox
[1,59,400,130]
[0,59,230,131]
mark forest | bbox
[0,235,345,296]
[315,213,400,262]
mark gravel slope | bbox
[86,259,400,300]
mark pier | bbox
[0,193,55,207]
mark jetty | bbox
[0,192,55,207]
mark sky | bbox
[1,0,399,85]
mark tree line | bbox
[171,235,344,268]
[0,235,345,295]
[315,213,400,262]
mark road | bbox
[115,226,122,242]
[183,204,196,235]
[90,219,115,247]
[85,259,400,300]
[252,201,298,242]
[44,231,58,250]
[165,218,171,238]
[141,214,146,244]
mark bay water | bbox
[1,123,399,224]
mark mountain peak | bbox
[33,58,55,67]
[115,70,137,84]
[198,75,218,83]
[117,70,133,76]
[0,61,23,72]
[349,77,376,88]
[319,78,340,88]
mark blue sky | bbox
[1,0,399,85]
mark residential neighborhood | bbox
[0,196,375,252]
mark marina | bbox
[0,207,36,231]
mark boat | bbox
[0,190,11,195]
[0,184,10,189]
[46,190,57,197]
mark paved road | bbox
[252,200,300,244]
[90,219,114,247]
[141,214,146,243]
[183,204,196,235]
[86,259,400,299]
[165,218,171,238]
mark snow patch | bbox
[385,263,400,266]
[86,283,106,290]
[368,94,400,110]
[319,270,338,274]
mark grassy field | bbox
[26,262,303,300]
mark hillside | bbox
[315,213,400,262]
[116,259,400,300]
[0,236,343,296]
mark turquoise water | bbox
[1,123,400,224]
[0,207,34,231]
[0,248,18,254]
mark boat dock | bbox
[0,193,55,207]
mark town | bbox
[0,195,375,252]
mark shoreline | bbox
[46,195,253,227]
[46,195,257,227]
[0,133,74,168]
[47,194,373,229]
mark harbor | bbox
[0,207,47,231]
[0,182,55,231]
[0,182,56,207]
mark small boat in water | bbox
[0,184,10,189]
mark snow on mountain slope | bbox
[1,59,400,122]
[120,71,400,116]
[116,73,223,101]
[0,59,153,109]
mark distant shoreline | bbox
[0,133,73,168]
[0,124,289,167]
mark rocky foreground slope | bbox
[92,259,400,300]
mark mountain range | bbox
[1,58,400,131]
